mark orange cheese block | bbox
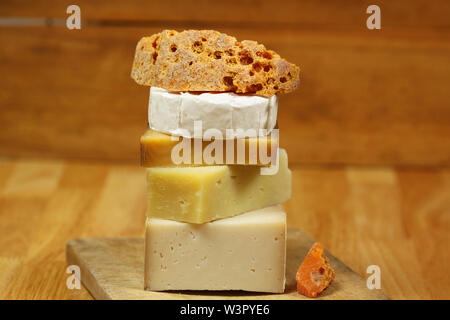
[140,129,278,167]
[296,242,335,298]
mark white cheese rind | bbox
[144,205,287,293]
[148,87,278,138]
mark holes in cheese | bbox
[144,205,287,292]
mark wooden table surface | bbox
[0,158,448,300]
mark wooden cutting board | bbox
[65,228,388,300]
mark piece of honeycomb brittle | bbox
[296,242,335,298]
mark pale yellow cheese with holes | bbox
[145,149,291,223]
[145,205,287,293]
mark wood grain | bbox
[1,24,449,165]
[0,158,448,299]
[65,231,388,300]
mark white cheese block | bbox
[145,205,287,293]
[148,87,278,138]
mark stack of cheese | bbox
[131,30,300,293]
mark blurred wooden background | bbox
[1,0,450,166]
[1,1,450,300]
